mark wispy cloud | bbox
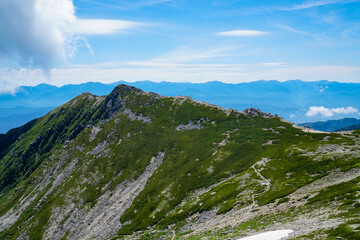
[280,0,340,11]
[279,0,360,11]
[277,25,312,36]
[306,106,359,117]
[74,19,142,35]
[215,30,268,36]
[223,0,360,16]
[277,24,340,46]
[124,46,241,67]
[78,0,173,10]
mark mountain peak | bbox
[111,84,145,96]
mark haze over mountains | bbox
[1,80,360,133]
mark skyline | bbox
[0,0,360,93]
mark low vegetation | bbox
[0,85,359,240]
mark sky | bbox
[0,0,360,93]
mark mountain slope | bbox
[0,85,359,240]
[299,118,360,132]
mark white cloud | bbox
[225,0,360,16]
[332,107,359,115]
[279,0,360,11]
[74,19,142,35]
[0,0,142,74]
[280,0,340,11]
[0,0,75,73]
[306,106,359,117]
[277,25,312,36]
[215,30,268,37]
[123,46,242,67]
[78,0,173,10]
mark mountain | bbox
[1,84,360,239]
[298,118,360,132]
[337,123,360,132]
[1,80,360,133]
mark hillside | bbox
[299,118,360,132]
[0,84,360,240]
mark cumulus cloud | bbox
[306,106,359,117]
[0,0,75,73]
[0,0,141,74]
[215,30,268,37]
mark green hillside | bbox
[0,84,359,240]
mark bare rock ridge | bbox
[241,107,278,118]
[97,84,159,120]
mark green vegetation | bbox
[0,84,359,239]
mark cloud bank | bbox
[306,106,359,117]
[0,0,141,74]
[0,0,75,73]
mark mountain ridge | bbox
[1,80,360,133]
[0,84,360,239]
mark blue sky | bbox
[0,0,359,92]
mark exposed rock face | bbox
[96,84,143,120]
[176,120,203,131]
[241,108,277,118]
[43,151,165,240]
[122,109,151,123]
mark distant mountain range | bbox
[1,80,360,133]
[337,123,360,131]
[298,118,360,132]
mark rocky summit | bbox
[0,84,360,240]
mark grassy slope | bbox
[0,85,359,239]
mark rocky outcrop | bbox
[176,120,204,131]
[241,108,277,118]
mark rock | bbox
[176,120,204,131]
[241,108,277,118]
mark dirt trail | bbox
[249,163,271,211]
[252,165,271,189]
